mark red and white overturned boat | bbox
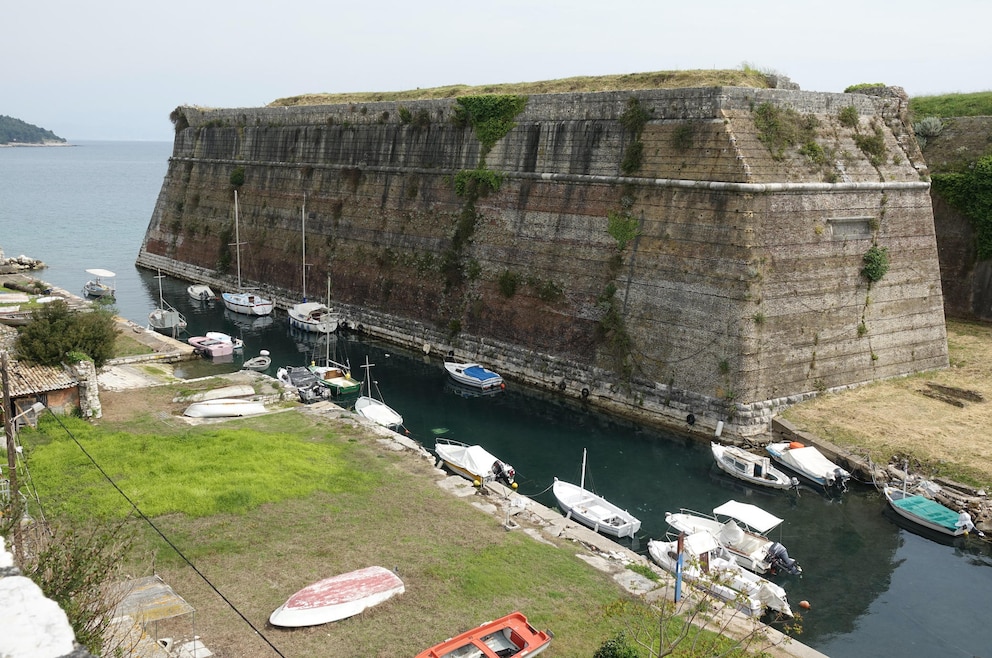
[269,566,404,627]
[416,611,553,658]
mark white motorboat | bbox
[665,500,802,575]
[647,532,793,618]
[82,268,115,298]
[187,335,234,358]
[147,270,187,336]
[269,566,404,628]
[711,442,798,490]
[443,357,504,391]
[353,357,404,430]
[434,437,516,487]
[187,284,215,301]
[222,190,274,316]
[182,398,266,418]
[553,448,640,538]
[766,441,850,493]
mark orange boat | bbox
[415,611,553,658]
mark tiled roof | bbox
[0,326,79,396]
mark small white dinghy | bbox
[269,566,404,628]
[711,442,798,490]
[434,437,516,487]
[766,441,850,493]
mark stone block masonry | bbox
[138,85,947,438]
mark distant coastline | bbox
[0,141,74,148]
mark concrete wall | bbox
[138,86,948,437]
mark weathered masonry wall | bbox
[138,86,948,437]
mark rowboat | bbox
[883,485,983,538]
[187,284,215,301]
[553,448,640,538]
[182,398,266,418]
[83,268,115,298]
[269,566,404,628]
[188,335,234,358]
[415,611,553,658]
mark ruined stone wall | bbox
[138,86,947,437]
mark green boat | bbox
[309,362,361,397]
[883,485,975,537]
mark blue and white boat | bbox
[883,485,983,538]
[443,357,505,391]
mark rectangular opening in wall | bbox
[828,217,873,239]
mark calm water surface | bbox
[2,141,990,657]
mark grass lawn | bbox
[21,404,652,656]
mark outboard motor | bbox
[765,542,802,576]
[491,460,515,486]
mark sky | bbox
[5,0,991,141]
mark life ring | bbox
[686,413,696,426]
[558,380,566,392]
[581,387,590,398]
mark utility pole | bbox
[1,350,22,561]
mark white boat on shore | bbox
[434,437,516,487]
[553,449,640,538]
[665,500,802,575]
[648,531,793,618]
[883,485,983,538]
[182,398,266,418]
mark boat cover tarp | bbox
[436,442,500,478]
[713,500,783,534]
[463,365,499,381]
[779,446,839,479]
[86,268,116,278]
[892,493,959,531]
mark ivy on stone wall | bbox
[932,154,992,259]
[607,210,640,250]
[861,245,890,282]
[620,98,651,174]
[453,95,528,156]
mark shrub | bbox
[15,300,120,368]
[838,106,860,128]
[861,245,890,282]
[753,102,819,160]
[229,166,245,187]
[498,270,521,297]
[932,154,992,258]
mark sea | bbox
[1,141,990,657]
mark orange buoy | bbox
[789,441,805,450]
[799,600,811,610]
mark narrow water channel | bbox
[143,271,992,657]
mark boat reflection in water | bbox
[224,308,274,333]
[444,378,504,399]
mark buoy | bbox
[511,482,518,490]
[799,600,811,610]
[473,479,482,487]
[686,413,695,426]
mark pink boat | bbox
[187,335,235,358]
[269,566,404,627]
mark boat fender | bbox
[558,380,566,392]
[581,387,590,398]
[788,441,805,450]
[686,413,695,426]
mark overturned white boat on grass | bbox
[182,398,266,418]
[665,500,802,576]
[434,438,516,487]
[648,531,793,618]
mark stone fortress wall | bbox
[137,84,948,438]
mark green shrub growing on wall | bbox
[229,166,245,187]
[853,127,888,167]
[453,95,528,153]
[454,169,502,197]
[838,106,860,128]
[753,102,819,161]
[498,270,521,297]
[932,154,992,259]
[861,244,890,282]
[607,210,640,250]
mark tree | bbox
[14,300,120,368]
